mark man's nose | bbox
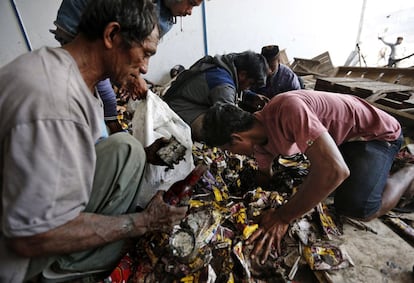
[139,61,149,74]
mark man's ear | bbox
[103,22,121,48]
[230,133,244,144]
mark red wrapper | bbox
[106,253,134,283]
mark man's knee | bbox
[90,133,146,213]
[94,133,147,187]
[98,133,146,162]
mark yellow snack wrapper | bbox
[243,224,259,239]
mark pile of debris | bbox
[106,90,414,283]
[102,144,362,283]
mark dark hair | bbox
[78,0,158,47]
[233,51,268,89]
[164,0,186,6]
[170,64,185,78]
[201,103,255,146]
[261,45,280,62]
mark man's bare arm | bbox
[277,131,350,223]
[8,191,187,257]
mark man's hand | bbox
[239,92,270,113]
[142,191,188,232]
[105,120,124,134]
[144,137,170,166]
[119,75,148,101]
[246,132,350,264]
[245,208,289,264]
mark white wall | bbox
[145,8,205,85]
[0,0,60,65]
[0,0,413,85]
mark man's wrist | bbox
[121,214,135,237]
[276,206,293,225]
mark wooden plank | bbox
[316,78,413,93]
[291,52,337,77]
[375,97,414,110]
[315,78,414,99]
[334,67,414,87]
[278,49,290,66]
[314,77,371,92]
[351,81,414,97]
[315,77,372,84]
[291,58,322,76]
[312,52,336,77]
[314,77,414,127]
[319,218,414,283]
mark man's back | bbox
[163,55,239,125]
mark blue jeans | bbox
[334,134,403,219]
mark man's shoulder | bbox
[1,47,70,84]
[205,67,235,89]
[277,63,295,74]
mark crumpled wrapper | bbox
[303,243,354,270]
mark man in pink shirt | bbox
[201,90,414,264]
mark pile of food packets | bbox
[101,142,361,283]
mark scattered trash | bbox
[382,214,414,242]
[303,243,354,270]
[316,203,342,239]
[103,136,414,282]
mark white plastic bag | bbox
[131,90,194,208]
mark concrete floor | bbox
[313,214,414,283]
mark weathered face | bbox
[110,27,159,89]
[167,0,203,17]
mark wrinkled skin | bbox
[144,191,188,232]
[118,75,148,101]
[103,25,158,101]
